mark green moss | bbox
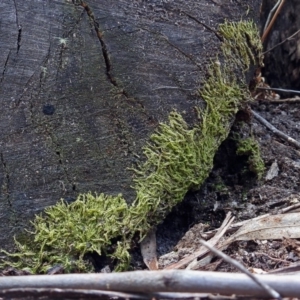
[212,177,228,194]
[219,20,263,70]
[0,20,263,273]
[130,60,244,236]
[1,194,133,273]
[236,137,265,179]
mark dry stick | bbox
[258,96,300,103]
[252,252,290,264]
[153,86,194,91]
[0,290,251,300]
[1,271,300,297]
[263,0,281,32]
[268,261,300,275]
[256,86,300,95]
[252,110,300,150]
[198,239,282,300]
[261,0,286,43]
[0,288,147,300]
[273,140,300,157]
[151,292,236,300]
[263,29,300,55]
[280,202,300,213]
[164,212,234,270]
[202,202,300,240]
[255,252,289,264]
[201,213,270,240]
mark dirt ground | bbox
[153,90,300,273]
[6,94,299,277]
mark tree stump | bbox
[0,0,261,249]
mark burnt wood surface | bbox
[0,0,260,249]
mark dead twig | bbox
[164,212,234,269]
[0,289,257,300]
[261,0,286,43]
[263,0,281,33]
[0,288,146,300]
[256,86,300,95]
[152,292,237,299]
[268,261,300,275]
[273,140,300,157]
[0,271,300,297]
[258,96,300,103]
[279,202,300,213]
[198,239,282,300]
[252,110,300,150]
[202,202,300,240]
[254,252,289,264]
[263,29,300,55]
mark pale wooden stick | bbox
[261,0,286,43]
[0,288,145,299]
[0,271,300,297]
[252,110,300,149]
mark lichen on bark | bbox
[0,20,263,273]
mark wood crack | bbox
[13,0,22,53]
[78,1,118,87]
[75,0,147,109]
[1,51,11,83]
[0,152,11,207]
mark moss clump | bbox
[212,177,228,194]
[129,20,265,228]
[130,60,244,235]
[0,20,263,273]
[236,137,265,179]
[219,20,263,70]
[1,194,133,273]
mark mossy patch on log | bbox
[236,137,265,179]
[0,21,263,273]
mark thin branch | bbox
[152,292,237,299]
[198,239,282,300]
[258,96,300,103]
[0,288,146,300]
[164,212,234,269]
[256,86,300,95]
[252,110,300,149]
[254,252,289,264]
[201,214,272,240]
[268,262,300,275]
[263,0,281,32]
[0,271,300,297]
[261,0,286,43]
[279,202,300,213]
[273,140,300,157]
[0,289,257,300]
[202,202,300,240]
[263,29,300,55]
[153,86,193,91]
